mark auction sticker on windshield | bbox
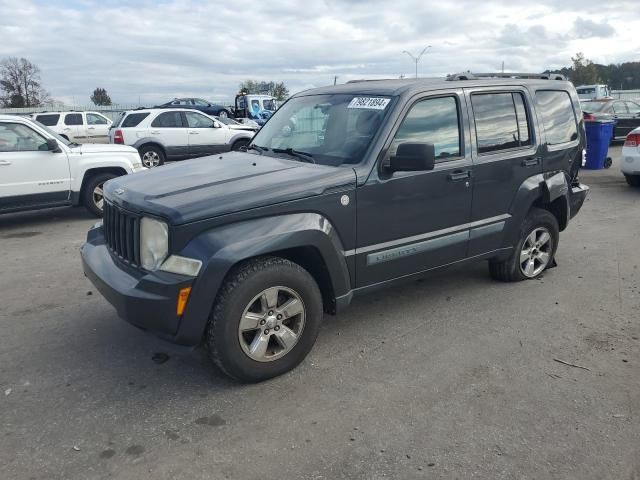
[348,97,391,110]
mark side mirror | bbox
[46,138,61,153]
[389,143,436,172]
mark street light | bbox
[403,45,432,79]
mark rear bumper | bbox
[620,148,640,175]
[81,224,196,343]
[569,183,589,219]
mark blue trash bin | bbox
[584,120,615,169]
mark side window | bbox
[185,112,215,128]
[612,102,628,114]
[472,92,531,154]
[64,113,83,126]
[535,91,578,145]
[627,102,640,114]
[35,114,60,126]
[121,112,150,128]
[151,112,183,128]
[0,123,49,152]
[86,113,108,125]
[389,96,461,161]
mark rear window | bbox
[535,91,578,145]
[64,113,83,126]
[35,114,60,126]
[121,112,150,128]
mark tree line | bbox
[550,52,640,89]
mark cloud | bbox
[0,0,637,105]
[572,17,616,39]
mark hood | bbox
[104,151,357,225]
[71,143,138,155]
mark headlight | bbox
[160,255,202,276]
[140,217,168,270]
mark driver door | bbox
[184,111,230,156]
[0,121,71,211]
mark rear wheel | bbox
[489,208,559,282]
[218,110,230,119]
[83,172,116,217]
[231,138,249,151]
[139,145,165,168]
[206,257,323,382]
[625,174,640,187]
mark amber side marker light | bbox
[177,287,192,316]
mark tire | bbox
[489,208,559,282]
[206,256,323,382]
[231,138,249,151]
[217,110,230,119]
[138,145,165,168]
[83,172,116,217]
[625,174,640,187]
[604,157,613,169]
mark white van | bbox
[31,111,113,143]
[576,85,611,101]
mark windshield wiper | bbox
[272,148,315,164]
[246,144,268,154]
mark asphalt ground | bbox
[1,146,639,479]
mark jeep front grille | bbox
[103,202,140,266]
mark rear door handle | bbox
[448,169,471,181]
[189,131,199,135]
[521,157,540,167]
[150,130,160,134]
[0,160,11,166]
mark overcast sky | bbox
[1,0,639,106]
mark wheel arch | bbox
[173,213,353,345]
[133,139,167,157]
[77,167,128,205]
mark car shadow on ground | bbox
[0,205,96,230]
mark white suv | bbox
[0,115,145,216]
[32,111,113,143]
[109,108,254,167]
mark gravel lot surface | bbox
[1,146,639,479]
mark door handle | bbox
[87,127,95,130]
[448,169,471,181]
[0,160,11,166]
[521,157,540,167]
[150,130,160,134]
[189,131,199,134]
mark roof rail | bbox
[346,78,399,83]
[447,72,566,81]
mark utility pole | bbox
[334,75,338,86]
[501,61,504,73]
[402,45,432,78]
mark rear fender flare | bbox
[174,213,351,345]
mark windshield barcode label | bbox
[348,97,390,110]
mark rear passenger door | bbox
[465,88,541,256]
[62,113,84,142]
[86,113,110,143]
[149,111,189,160]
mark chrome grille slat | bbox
[103,202,140,266]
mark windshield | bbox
[581,101,611,113]
[250,93,391,166]
[33,120,72,145]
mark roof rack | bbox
[346,78,400,84]
[447,72,566,81]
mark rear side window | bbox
[151,112,183,128]
[389,96,461,160]
[121,112,150,128]
[472,92,532,154]
[535,91,578,145]
[35,114,60,126]
[64,113,83,126]
[86,113,108,125]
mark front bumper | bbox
[81,224,194,342]
[569,183,589,219]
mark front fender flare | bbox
[173,213,351,345]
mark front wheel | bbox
[217,110,230,119]
[625,174,640,187]
[206,257,323,382]
[231,138,249,151]
[489,208,559,282]
[83,173,117,217]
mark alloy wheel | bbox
[519,227,553,278]
[92,183,105,212]
[238,286,306,362]
[141,151,160,167]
